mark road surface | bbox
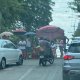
[0,59,63,80]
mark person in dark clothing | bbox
[39,49,45,65]
[62,36,69,51]
[39,39,52,56]
[59,40,64,57]
[39,39,53,65]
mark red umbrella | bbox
[38,25,58,31]
[12,29,26,35]
[36,25,64,41]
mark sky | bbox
[50,0,79,38]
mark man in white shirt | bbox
[18,39,27,59]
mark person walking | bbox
[18,38,27,59]
[62,36,69,51]
[59,40,64,57]
[26,38,32,59]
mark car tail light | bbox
[63,55,74,60]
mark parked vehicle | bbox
[72,36,80,41]
[0,39,23,69]
[63,39,80,80]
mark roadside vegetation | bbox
[0,0,55,32]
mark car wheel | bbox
[0,58,6,69]
[63,70,70,80]
[16,56,23,65]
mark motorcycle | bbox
[38,39,54,66]
[39,55,54,66]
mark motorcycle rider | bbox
[39,38,53,66]
[39,45,45,65]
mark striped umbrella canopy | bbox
[12,29,26,35]
[0,31,13,36]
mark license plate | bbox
[40,56,44,58]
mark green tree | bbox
[0,0,23,32]
[73,0,80,12]
[74,22,80,36]
[0,0,54,32]
[69,0,80,36]
[20,0,54,31]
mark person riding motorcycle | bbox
[39,39,54,66]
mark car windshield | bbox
[68,43,80,53]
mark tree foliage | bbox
[0,0,54,32]
[69,0,80,12]
[74,0,80,36]
[74,22,80,37]
[20,0,54,31]
[0,0,23,32]
[74,0,80,12]
[69,0,80,36]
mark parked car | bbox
[0,39,23,69]
[63,39,80,80]
[72,36,80,41]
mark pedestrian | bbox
[26,38,32,59]
[18,38,27,59]
[51,42,57,57]
[59,40,64,57]
[2,35,9,39]
[62,36,69,51]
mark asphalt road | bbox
[0,59,63,80]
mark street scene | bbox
[0,59,62,80]
[0,0,80,80]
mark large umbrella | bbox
[0,31,13,36]
[24,32,36,36]
[36,25,64,41]
[12,29,26,35]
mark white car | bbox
[0,39,23,69]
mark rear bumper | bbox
[63,69,80,80]
[69,70,80,80]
